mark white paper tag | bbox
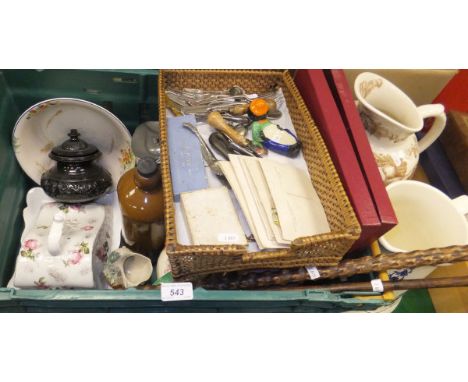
[370,279,384,293]
[161,282,194,302]
[305,266,320,280]
[217,233,240,243]
[246,93,258,99]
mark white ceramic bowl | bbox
[379,180,468,252]
[12,98,135,189]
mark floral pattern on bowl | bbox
[119,146,135,171]
[25,100,59,120]
[12,98,135,189]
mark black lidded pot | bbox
[40,129,112,203]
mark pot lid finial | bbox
[49,129,100,162]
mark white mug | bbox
[379,180,468,253]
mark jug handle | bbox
[416,104,446,153]
[48,212,65,256]
[451,195,468,218]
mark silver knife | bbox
[183,123,224,178]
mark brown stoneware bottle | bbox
[117,157,165,261]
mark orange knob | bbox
[249,98,270,117]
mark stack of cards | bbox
[219,155,330,250]
[180,186,248,246]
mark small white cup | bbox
[379,180,468,253]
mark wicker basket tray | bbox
[159,69,361,279]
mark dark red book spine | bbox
[294,69,382,250]
[326,69,397,230]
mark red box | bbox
[294,69,397,250]
[326,69,398,231]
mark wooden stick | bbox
[201,245,468,290]
[370,241,394,301]
[312,276,468,293]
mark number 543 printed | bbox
[161,282,194,302]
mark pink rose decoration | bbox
[24,239,39,250]
[82,225,94,231]
[70,251,83,265]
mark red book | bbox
[325,69,398,231]
[294,69,383,251]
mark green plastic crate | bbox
[0,69,388,312]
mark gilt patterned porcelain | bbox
[355,72,446,185]
[12,98,135,189]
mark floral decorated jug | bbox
[354,72,447,185]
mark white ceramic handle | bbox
[416,104,446,153]
[452,195,468,218]
[47,212,65,256]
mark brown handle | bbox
[207,111,248,146]
[264,98,278,113]
[319,245,468,280]
[314,275,468,293]
[229,104,249,116]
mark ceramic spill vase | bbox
[103,247,153,288]
[117,157,165,261]
[41,129,113,203]
[355,72,447,185]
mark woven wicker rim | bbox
[159,69,361,277]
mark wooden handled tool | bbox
[207,111,249,147]
[200,245,468,290]
[229,104,249,116]
[312,275,468,293]
[264,98,278,113]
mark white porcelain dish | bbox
[12,98,135,189]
